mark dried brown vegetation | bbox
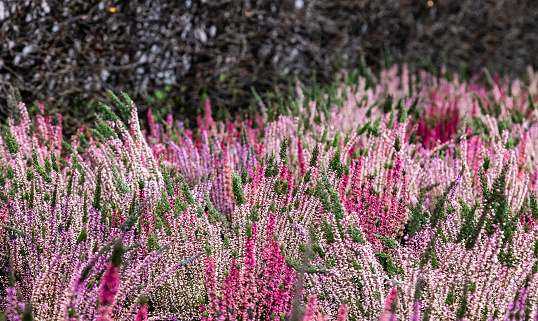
[0,0,536,136]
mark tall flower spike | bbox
[303,295,318,321]
[6,287,21,321]
[135,303,148,321]
[336,304,348,321]
[96,241,123,320]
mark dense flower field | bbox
[1,65,538,320]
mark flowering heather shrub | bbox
[1,65,538,320]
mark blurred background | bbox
[0,0,537,137]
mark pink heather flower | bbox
[221,144,234,218]
[303,295,318,321]
[57,113,63,152]
[386,312,398,321]
[204,98,215,131]
[336,304,348,321]
[98,264,120,307]
[264,212,277,253]
[339,172,349,200]
[257,211,296,319]
[411,301,422,321]
[221,256,239,318]
[96,306,114,321]
[379,288,399,321]
[298,139,306,177]
[135,303,148,321]
[196,115,204,133]
[147,108,156,141]
[203,255,219,320]
[240,222,258,320]
[166,114,173,129]
[448,171,462,203]
[316,313,330,321]
[504,287,528,321]
[6,287,21,321]
[0,205,8,251]
[278,165,294,207]
[185,128,193,139]
[140,152,147,168]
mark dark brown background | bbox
[0,0,536,136]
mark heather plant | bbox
[1,64,538,320]
[140,64,538,320]
[0,98,202,320]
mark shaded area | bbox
[0,0,536,136]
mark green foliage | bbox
[50,153,59,172]
[348,227,366,244]
[51,184,58,211]
[394,136,401,152]
[373,234,398,249]
[100,102,120,122]
[273,179,289,196]
[245,221,253,238]
[90,128,104,142]
[405,183,438,239]
[204,190,225,223]
[78,133,90,149]
[387,108,394,129]
[232,173,246,206]
[26,169,34,181]
[381,95,393,114]
[397,99,407,123]
[77,227,88,244]
[147,233,161,252]
[456,199,478,243]
[249,206,260,222]
[160,159,175,197]
[316,178,332,214]
[329,148,344,178]
[93,166,103,212]
[446,286,456,305]
[180,182,195,205]
[309,144,320,167]
[265,153,279,177]
[321,219,335,244]
[530,192,538,220]
[419,168,463,268]
[358,121,370,136]
[3,129,19,154]
[6,165,14,179]
[373,251,402,278]
[21,302,33,321]
[369,118,381,137]
[154,194,172,236]
[467,166,509,253]
[309,226,325,259]
[456,281,469,319]
[108,91,134,119]
[279,137,288,164]
[95,118,117,139]
[241,167,248,185]
[62,139,75,154]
